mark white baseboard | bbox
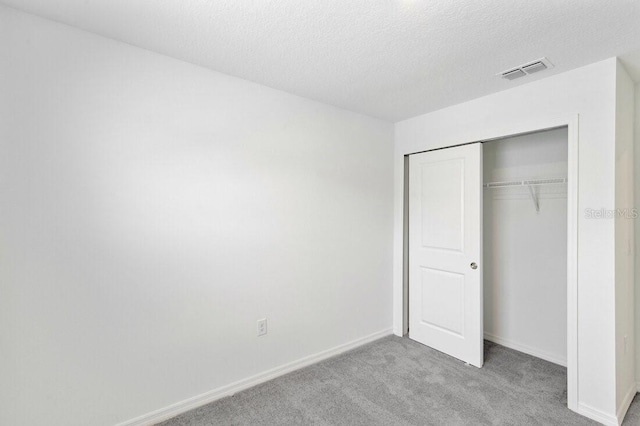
[577,402,618,426]
[484,332,567,367]
[116,328,393,426]
[616,383,638,425]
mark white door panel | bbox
[409,143,483,367]
[418,158,464,251]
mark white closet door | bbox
[409,143,483,367]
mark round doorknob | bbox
[470,262,478,270]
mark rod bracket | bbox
[527,184,539,212]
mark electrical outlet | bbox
[257,318,267,337]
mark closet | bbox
[407,126,569,370]
[482,127,568,366]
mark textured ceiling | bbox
[2,0,640,121]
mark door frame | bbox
[392,115,579,411]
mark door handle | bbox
[470,262,478,270]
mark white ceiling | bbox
[3,0,640,121]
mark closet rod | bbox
[483,177,567,189]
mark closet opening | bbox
[482,127,569,370]
[401,121,578,411]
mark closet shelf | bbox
[483,178,567,212]
[483,177,567,189]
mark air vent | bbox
[522,61,547,74]
[498,57,554,81]
[502,69,526,80]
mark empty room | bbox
[2,1,640,425]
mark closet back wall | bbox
[483,129,568,366]
[0,6,394,426]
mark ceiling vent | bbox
[502,69,526,80]
[498,57,554,81]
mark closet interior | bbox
[483,127,568,366]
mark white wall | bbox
[483,129,568,366]
[614,63,636,419]
[394,58,622,424]
[635,82,640,392]
[0,6,394,426]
